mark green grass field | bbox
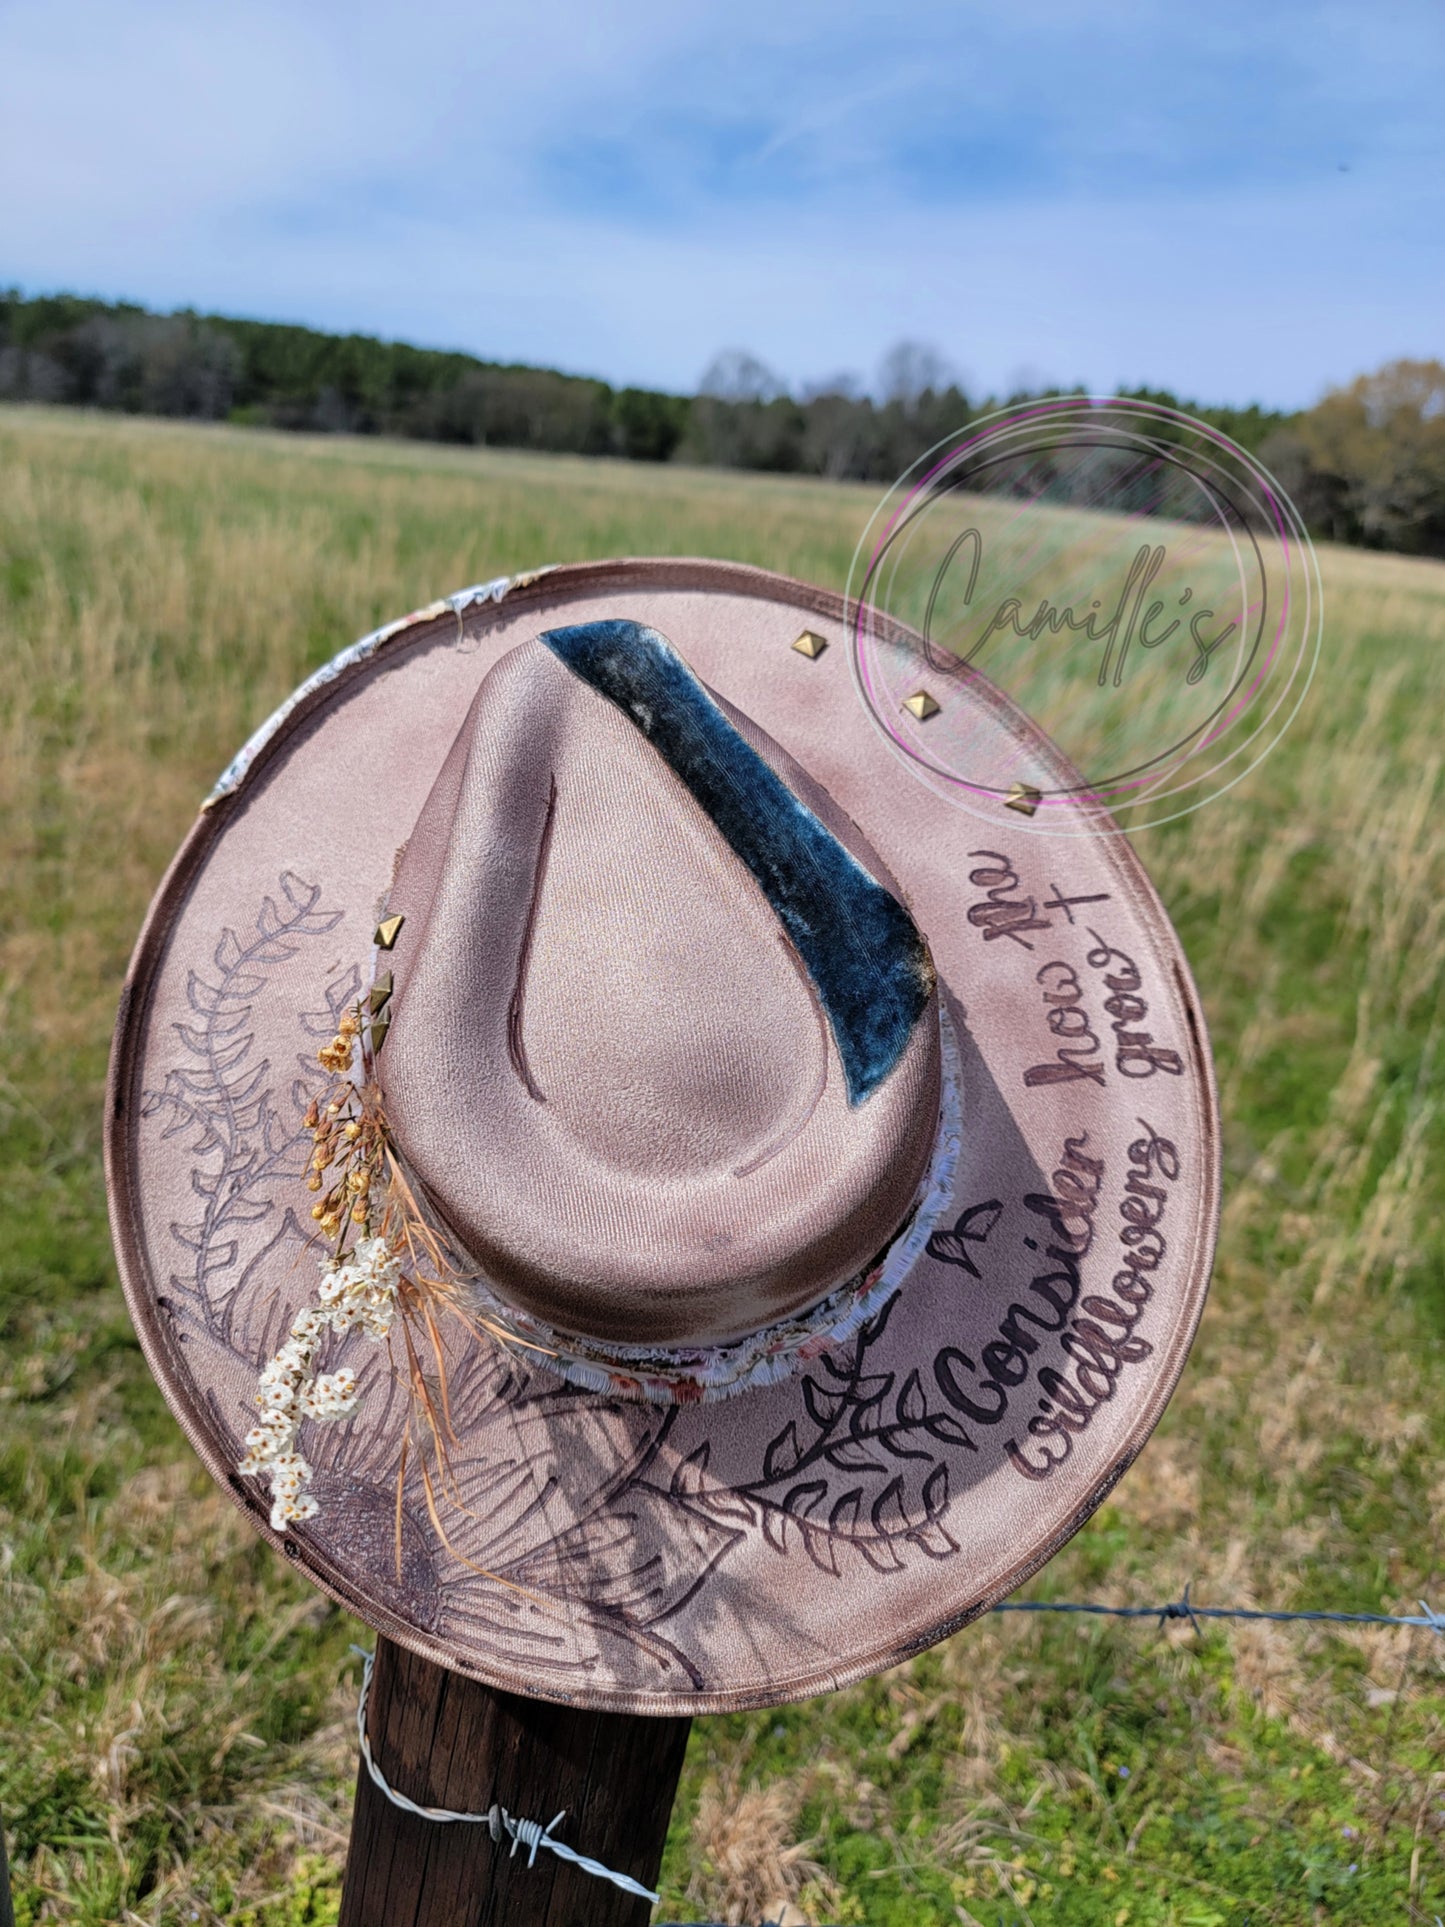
[1,405,1442,1926]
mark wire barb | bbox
[349,1646,659,1904]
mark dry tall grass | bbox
[1,406,1441,1925]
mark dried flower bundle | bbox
[238,1004,537,1554]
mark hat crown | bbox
[377,620,942,1348]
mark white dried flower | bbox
[269,1490,320,1530]
[299,1368,360,1420]
[238,1225,405,1528]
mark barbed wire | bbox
[342,1594,1440,1913]
[349,1646,660,1904]
[991,1584,1445,1636]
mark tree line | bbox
[2,292,1440,557]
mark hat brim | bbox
[107,559,1219,1714]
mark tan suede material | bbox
[107,560,1220,1714]
[378,636,940,1346]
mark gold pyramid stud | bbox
[369,1015,391,1054]
[367,971,393,1015]
[791,629,828,660]
[902,690,940,721]
[374,914,406,950]
[1005,782,1043,816]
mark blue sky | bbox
[1,0,1440,408]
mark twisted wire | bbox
[350,1647,659,1904]
[992,1587,1445,1635]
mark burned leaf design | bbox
[926,1197,1004,1277]
[142,873,345,1333]
[736,1291,965,1570]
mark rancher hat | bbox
[107,559,1219,1714]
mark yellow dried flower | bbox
[344,1121,362,1140]
[351,1202,368,1224]
[311,1202,327,1221]
[306,1174,323,1192]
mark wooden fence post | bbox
[339,1637,692,1927]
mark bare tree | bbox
[698,349,787,403]
[877,340,957,408]
[799,370,864,403]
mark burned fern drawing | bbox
[141,871,345,1339]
